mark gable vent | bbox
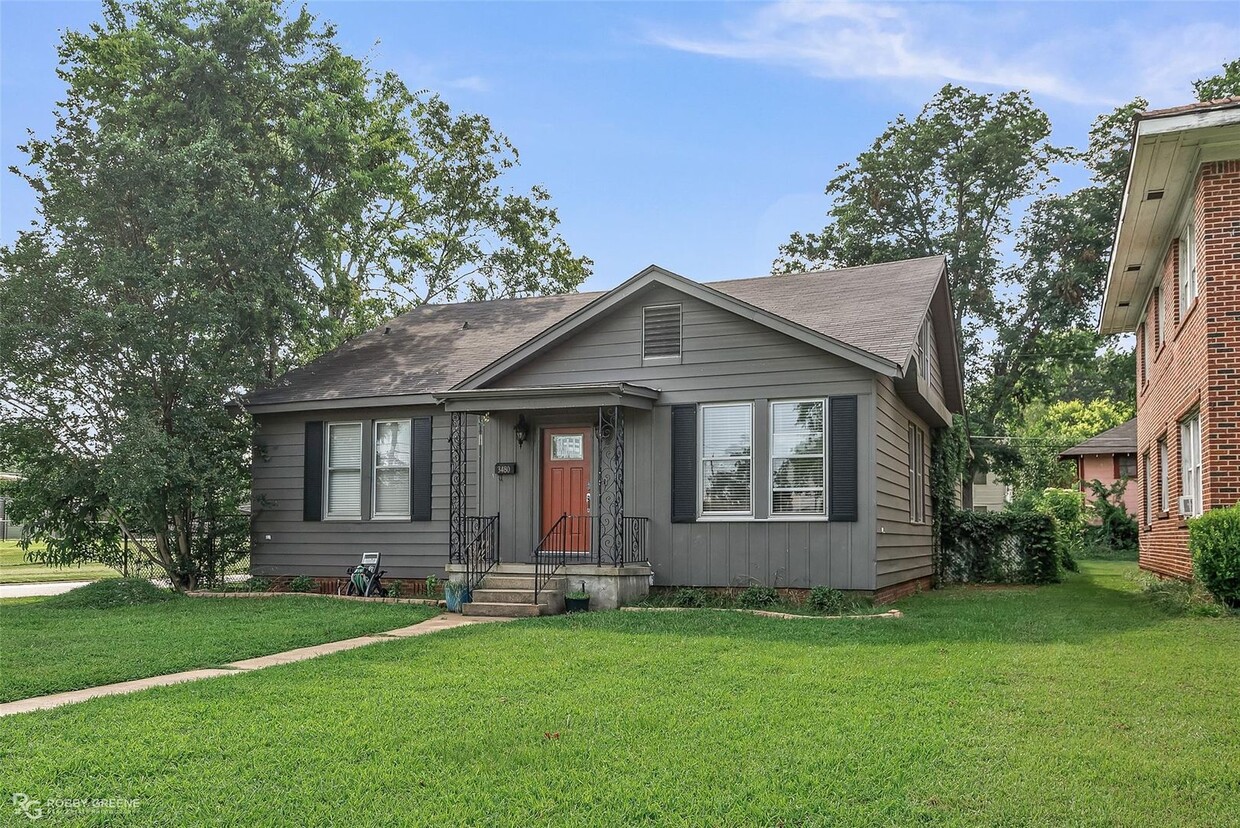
[643,304,682,359]
[1146,189,1164,201]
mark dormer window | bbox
[642,304,682,361]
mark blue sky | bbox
[2,1,1237,293]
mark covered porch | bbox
[435,383,658,612]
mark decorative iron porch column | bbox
[596,405,624,565]
[448,411,467,563]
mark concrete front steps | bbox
[462,567,566,617]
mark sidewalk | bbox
[0,612,507,717]
[0,580,94,599]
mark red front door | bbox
[541,426,591,552]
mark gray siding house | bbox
[245,257,963,611]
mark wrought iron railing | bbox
[615,516,650,568]
[462,515,499,595]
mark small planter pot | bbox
[564,595,590,613]
[444,582,470,613]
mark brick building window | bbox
[1140,323,1148,384]
[1179,223,1198,311]
[1156,287,1165,347]
[1180,414,1202,517]
[1142,449,1151,525]
[1158,438,1168,513]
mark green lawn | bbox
[0,540,122,584]
[2,562,1238,826]
[0,594,437,702]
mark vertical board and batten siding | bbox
[492,284,879,590]
[249,406,478,579]
[874,376,934,588]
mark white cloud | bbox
[647,1,1239,107]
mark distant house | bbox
[970,470,1009,513]
[243,257,965,612]
[1098,96,1240,579]
[1058,420,1139,515]
[0,471,23,542]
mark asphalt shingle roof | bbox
[247,256,946,406]
[1058,419,1137,458]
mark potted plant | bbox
[564,581,590,613]
[444,580,470,612]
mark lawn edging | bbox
[188,590,443,607]
[620,606,903,620]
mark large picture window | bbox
[373,420,412,518]
[1181,413,1202,516]
[700,403,752,515]
[325,422,362,518]
[770,400,825,515]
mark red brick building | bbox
[1099,97,1240,579]
[1058,419,1139,516]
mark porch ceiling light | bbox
[514,414,529,448]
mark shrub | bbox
[1136,571,1224,617]
[808,586,846,614]
[1030,487,1085,572]
[288,574,316,593]
[1086,479,1139,558]
[736,584,778,609]
[672,587,708,608]
[44,578,175,610]
[423,574,440,598]
[1189,506,1240,608]
[386,580,403,598]
[247,577,272,592]
[938,508,1059,585]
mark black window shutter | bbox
[671,404,697,523]
[411,416,433,521]
[828,396,859,522]
[303,421,324,522]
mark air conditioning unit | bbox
[1178,496,1195,516]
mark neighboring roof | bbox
[1099,97,1240,335]
[1058,419,1138,458]
[246,256,953,409]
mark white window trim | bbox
[324,421,363,520]
[641,303,683,363]
[1158,438,1169,513]
[908,423,926,523]
[768,399,827,519]
[1181,414,1203,517]
[371,418,412,520]
[698,401,754,518]
[1179,220,1198,313]
[1142,449,1151,525]
[915,315,931,382]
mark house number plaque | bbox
[494,462,518,476]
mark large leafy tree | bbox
[1193,58,1240,100]
[0,0,589,588]
[775,85,1062,361]
[1002,399,1133,496]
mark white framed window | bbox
[325,422,363,519]
[700,402,752,515]
[372,419,411,518]
[908,423,926,523]
[642,304,682,361]
[1179,222,1197,312]
[1180,413,1202,516]
[914,315,931,381]
[1142,450,1151,525]
[1156,287,1165,347]
[1158,438,1169,513]
[770,400,825,516]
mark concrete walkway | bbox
[0,580,94,599]
[0,612,507,717]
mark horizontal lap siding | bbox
[250,406,476,579]
[874,377,933,588]
[499,285,877,590]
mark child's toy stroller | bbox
[341,551,386,597]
